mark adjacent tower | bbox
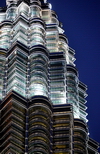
[0,0,99,153]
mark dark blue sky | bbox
[0,0,100,149]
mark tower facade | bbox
[0,0,99,153]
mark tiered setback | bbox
[0,0,87,122]
[0,0,99,153]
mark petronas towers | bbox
[0,0,99,153]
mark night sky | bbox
[0,0,100,150]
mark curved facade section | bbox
[67,65,79,118]
[46,24,58,53]
[29,46,49,98]
[53,104,73,154]
[6,0,18,7]
[73,119,88,154]
[0,22,12,49]
[30,0,41,18]
[30,18,45,47]
[6,2,17,20]
[49,52,66,105]
[28,97,52,154]
[58,34,68,54]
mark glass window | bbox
[0,13,6,22]
[30,6,40,17]
[6,8,16,20]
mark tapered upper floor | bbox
[0,0,87,122]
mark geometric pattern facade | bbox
[0,0,99,153]
[0,0,87,122]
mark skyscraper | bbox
[0,0,99,153]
